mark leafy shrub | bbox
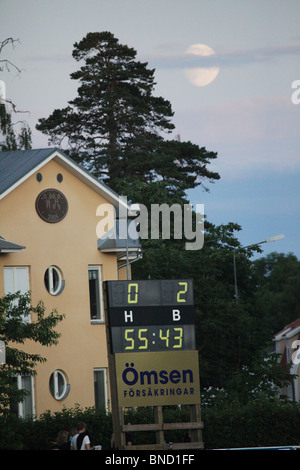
[0,405,112,450]
[2,399,300,450]
[202,398,300,449]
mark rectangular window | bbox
[10,375,35,418]
[94,369,107,411]
[88,266,103,322]
[4,266,30,322]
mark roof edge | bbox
[0,148,130,210]
[0,148,57,200]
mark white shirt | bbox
[79,434,91,450]
[71,433,79,450]
[72,432,91,450]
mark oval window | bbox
[44,266,65,295]
[49,370,70,401]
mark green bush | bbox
[202,398,300,449]
[0,405,112,450]
[1,399,300,450]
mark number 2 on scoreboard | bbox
[177,281,188,303]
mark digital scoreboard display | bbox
[104,279,195,353]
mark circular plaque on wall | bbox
[36,189,68,223]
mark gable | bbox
[0,148,55,198]
[0,148,141,259]
[0,148,128,212]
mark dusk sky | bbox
[1,0,299,259]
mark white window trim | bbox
[88,265,104,323]
[15,375,35,418]
[4,266,31,323]
[4,266,29,294]
[45,265,65,296]
[94,368,108,411]
[50,369,70,401]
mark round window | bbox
[49,370,70,401]
[44,266,65,295]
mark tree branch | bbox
[0,38,22,73]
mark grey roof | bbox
[97,219,141,253]
[0,148,57,197]
[0,148,125,210]
[0,237,26,253]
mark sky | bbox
[1,0,299,260]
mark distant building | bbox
[0,148,141,417]
[274,318,300,401]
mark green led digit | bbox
[177,281,188,302]
[124,329,135,349]
[128,282,138,303]
[159,328,170,348]
[173,327,183,348]
[138,329,148,349]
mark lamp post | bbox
[0,340,5,364]
[126,204,140,280]
[233,234,285,303]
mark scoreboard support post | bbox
[104,279,204,450]
[154,406,164,449]
[120,404,204,450]
[106,350,123,450]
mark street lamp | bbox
[126,204,140,280]
[233,234,285,303]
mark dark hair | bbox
[77,422,86,431]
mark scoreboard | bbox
[104,278,202,437]
[104,279,195,353]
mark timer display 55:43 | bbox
[110,325,195,353]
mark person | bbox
[73,422,94,450]
[70,427,79,450]
[55,429,71,450]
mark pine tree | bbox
[0,103,32,151]
[37,32,219,201]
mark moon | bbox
[184,44,219,87]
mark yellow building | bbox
[0,148,141,417]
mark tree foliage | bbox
[0,37,32,151]
[0,292,64,414]
[252,253,300,337]
[36,31,219,201]
[34,31,298,401]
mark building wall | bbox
[0,159,120,415]
[275,330,300,402]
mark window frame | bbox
[49,369,70,401]
[44,265,65,296]
[94,368,108,411]
[88,265,104,323]
[10,374,35,418]
[4,266,31,322]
